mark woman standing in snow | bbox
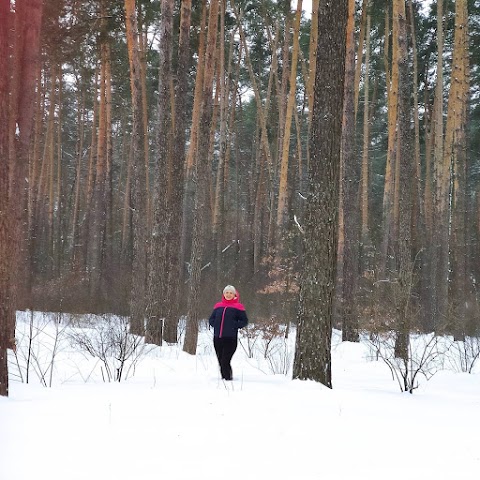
[209,285,249,381]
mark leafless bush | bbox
[239,316,292,374]
[68,314,150,382]
[366,331,446,393]
[446,336,480,373]
[11,311,68,387]
[239,324,259,358]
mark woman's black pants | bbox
[213,337,237,380]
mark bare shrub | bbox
[68,314,150,382]
[11,311,68,387]
[366,331,447,393]
[446,336,480,373]
[239,316,292,374]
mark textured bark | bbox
[180,0,207,281]
[408,0,423,241]
[163,0,192,344]
[183,0,220,355]
[147,0,174,346]
[276,0,302,232]
[307,0,319,127]
[447,0,469,338]
[212,2,235,292]
[360,14,371,250]
[125,0,148,335]
[432,0,445,329]
[354,0,368,119]
[340,0,360,342]
[10,0,43,314]
[293,0,348,387]
[392,0,412,362]
[379,0,398,279]
[88,13,109,299]
[0,0,11,397]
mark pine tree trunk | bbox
[125,0,148,335]
[276,0,302,233]
[447,0,469,338]
[0,0,12,397]
[392,0,412,362]
[88,17,108,301]
[340,0,360,342]
[360,13,372,263]
[379,0,398,280]
[183,0,220,355]
[293,0,348,387]
[432,0,445,330]
[163,0,192,344]
[147,0,174,346]
[10,0,43,313]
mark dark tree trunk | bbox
[163,0,192,344]
[147,0,174,345]
[393,0,412,362]
[125,0,148,335]
[0,0,12,397]
[10,0,43,314]
[183,0,220,355]
[340,0,360,343]
[292,0,348,387]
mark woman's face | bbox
[224,290,235,299]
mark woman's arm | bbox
[237,310,248,329]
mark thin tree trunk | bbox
[447,0,468,338]
[180,0,207,284]
[432,0,445,330]
[340,0,360,342]
[276,0,302,233]
[125,0,148,334]
[88,14,108,301]
[354,0,368,119]
[379,0,398,279]
[0,0,12,397]
[393,0,412,362]
[360,13,372,255]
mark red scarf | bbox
[214,292,246,311]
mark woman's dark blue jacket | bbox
[209,303,248,339]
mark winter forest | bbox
[1,0,480,402]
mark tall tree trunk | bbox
[147,0,174,346]
[163,0,192,344]
[392,0,412,362]
[180,0,207,287]
[354,0,368,119]
[340,0,360,342]
[276,0,302,233]
[10,0,44,315]
[447,0,469,338]
[360,13,372,262]
[183,0,220,355]
[88,15,109,301]
[0,0,12,397]
[293,0,348,387]
[432,0,445,330]
[379,0,398,279]
[125,0,148,335]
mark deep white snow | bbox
[1,310,479,480]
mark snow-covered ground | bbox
[1,311,479,480]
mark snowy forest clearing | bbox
[1,312,479,480]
